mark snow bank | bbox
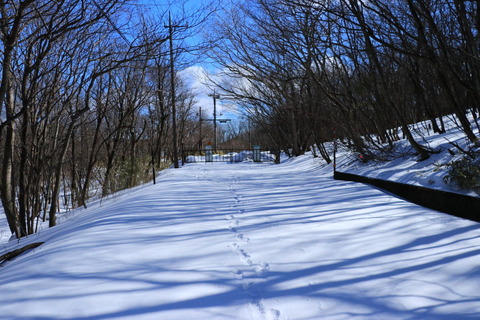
[335,116,480,198]
[0,156,479,320]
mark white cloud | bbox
[179,65,240,119]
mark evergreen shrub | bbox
[444,156,480,195]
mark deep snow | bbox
[0,156,479,320]
[336,115,480,198]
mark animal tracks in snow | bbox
[225,171,280,320]
[232,242,253,266]
[236,232,249,242]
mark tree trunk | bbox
[1,80,21,237]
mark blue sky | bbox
[130,0,240,119]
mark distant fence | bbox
[182,148,280,164]
[334,171,480,222]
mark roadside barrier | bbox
[334,171,480,222]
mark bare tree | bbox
[0,0,167,237]
[209,0,479,163]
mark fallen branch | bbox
[0,242,44,265]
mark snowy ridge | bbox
[0,156,479,319]
[335,115,480,198]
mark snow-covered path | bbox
[0,157,479,320]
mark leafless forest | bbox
[1,0,479,238]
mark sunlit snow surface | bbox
[0,157,479,320]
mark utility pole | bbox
[248,118,251,148]
[165,12,182,168]
[202,90,230,151]
[198,107,203,149]
[208,89,221,151]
